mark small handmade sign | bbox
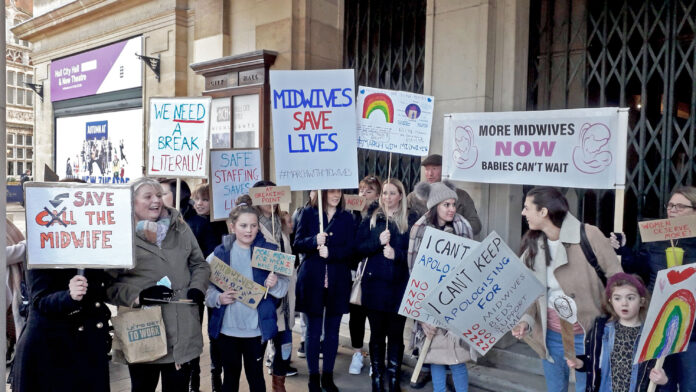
[209,256,266,308]
[249,185,291,205]
[422,232,545,355]
[344,194,367,211]
[251,248,295,276]
[638,215,696,243]
[634,264,696,364]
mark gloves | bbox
[139,285,174,305]
[187,288,205,305]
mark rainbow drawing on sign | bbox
[362,93,394,123]
[638,288,696,362]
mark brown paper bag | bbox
[112,306,168,363]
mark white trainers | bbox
[348,352,364,375]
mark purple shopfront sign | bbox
[50,36,143,102]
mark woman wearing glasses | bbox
[611,185,696,392]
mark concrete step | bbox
[485,342,545,376]
[467,363,548,392]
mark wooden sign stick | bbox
[264,271,274,300]
[410,335,432,384]
[385,152,392,231]
[175,178,181,212]
[647,357,666,392]
[271,207,276,240]
[559,320,576,381]
[317,189,324,233]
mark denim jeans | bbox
[542,329,586,392]
[431,363,468,392]
[663,341,696,392]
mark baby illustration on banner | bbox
[452,125,478,169]
[572,122,613,174]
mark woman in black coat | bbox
[294,189,354,392]
[356,179,417,392]
[14,268,113,392]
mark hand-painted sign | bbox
[344,194,367,211]
[209,256,266,309]
[147,97,211,178]
[422,232,545,355]
[210,149,262,221]
[442,108,629,189]
[356,86,434,156]
[251,248,295,276]
[24,182,134,269]
[634,264,696,364]
[398,227,479,327]
[270,70,359,190]
[638,215,696,243]
[249,186,291,206]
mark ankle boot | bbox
[211,368,222,392]
[321,372,339,392]
[271,375,286,392]
[369,342,386,392]
[386,344,404,392]
[309,373,322,392]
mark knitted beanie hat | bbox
[415,180,458,210]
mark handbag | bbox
[112,306,168,364]
[349,259,368,305]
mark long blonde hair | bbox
[370,178,409,234]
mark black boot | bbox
[308,373,321,392]
[321,372,339,392]
[369,342,386,392]
[189,357,200,392]
[386,344,404,392]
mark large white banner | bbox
[356,86,434,156]
[210,149,262,221]
[442,108,628,189]
[56,108,143,184]
[270,70,359,191]
[25,182,135,269]
[147,97,212,178]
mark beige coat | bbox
[107,208,211,365]
[259,224,296,331]
[519,213,622,361]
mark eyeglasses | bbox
[665,203,695,211]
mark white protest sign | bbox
[210,149,262,221]
[209,256,266,308]
[251,248,295,276]
[147,96,211,178]
[24,182,135,269]
[270,70,359,190]
[356,86,434,156]
[442,108,628,189]
[634,264,696,364]
[422,232,545,355]
[398,227,479,326]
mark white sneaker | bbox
[348,352,364,375]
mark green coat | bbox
[107,207,211,365]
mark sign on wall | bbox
[270,70,359,191]
[50,36,142,102]
[210,149,262,221]
[356,86,434,156]
[24,182,135,269]
[210,97,231,149]
[442,108,629,189]
[55,108,143,184]
[147,97,212,178]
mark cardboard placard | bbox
[344,194,367,211]
[249,186,292,206]
[634,264,696,363]
[147,96,212,178]
[422,232,545,355]
[24,182,135,269]
[638,215,696,243]
[209,256,266,308]
[251,248,295,276]
[398,227,480,326]
[210,149,262,221]
[356,86,434,156]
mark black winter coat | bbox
[14,269,112,392]
[356,207,417,313]
[294,206,354,317]
[185,213,228,258]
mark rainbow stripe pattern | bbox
[362,93,394,123]
[638,288,696,362]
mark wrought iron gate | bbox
[343,0,427,192]
[528,0,696,245]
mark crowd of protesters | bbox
[5,154,696,392]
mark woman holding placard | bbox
[511,186,621,392]
[407,181,476,392]
[294,189,354,392]
[610,185,696,392]
[356,178,416,392]
[107,177,211,392]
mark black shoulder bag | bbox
[579,224,607,286]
